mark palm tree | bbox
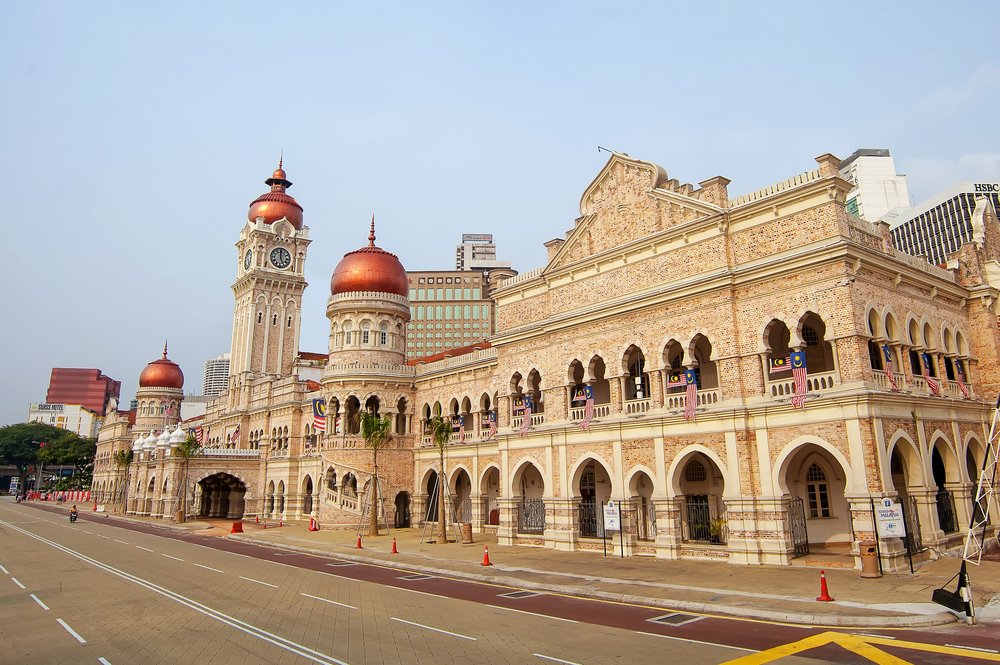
[173,435,202,523]
[112,448,133,513]
[360,410,392,537]
[428,415,452,544]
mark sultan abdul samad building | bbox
[93,152,1000,570]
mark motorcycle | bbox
[69,511,78,523]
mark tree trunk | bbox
[436,452,447,544]
[368,451,379,537]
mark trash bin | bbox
[859,540,881,578]
[461,522,474,544]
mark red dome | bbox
[247,160,303,229]
[330,219,409,297]
[138,344,184,389]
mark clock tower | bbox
[229,161,311,382]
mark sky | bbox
[1,2,997,428]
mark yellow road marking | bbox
[720,631,1000,665]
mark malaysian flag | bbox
[955,358,971,399]
[163,402,174,416]
[667,371,686,388]
[580,385,594,431]
[684,369,698,421]
[194,426,204,444]
[455,414,466,442]
[487,411,497,438]
[230,426,240,445]
[518,395,533,437]
[790,350,808,408]
[882,345,899,392]
[921,353,941,396]
[312,398,327,432]
[768,355,791,375]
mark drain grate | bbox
[325,561,358,567]
[647,612,702,627]
[398,574,434,581]
[498,590,542,599]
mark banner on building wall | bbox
[684,369,698,421]
[312,398,327,432]
[790,350,808,408]
[768,355,791,374]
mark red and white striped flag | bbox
[193,426,204,444]
[921,353,940,396]
[580,385,594,431]
[518,396,532,437]
[882,345,899,392]
[955,359,970,399]
[790,351,807,408]
[683,369,697,421]
[230,426,240,445]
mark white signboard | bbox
[603,500,620,531]
[875,498,906,538]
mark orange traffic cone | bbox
[231,521,244,534]
[391,538,398,554]
[93,502,97,512]
[255,514,259,524]
[356,535,363,549]
[481,545,493,566]
[263,521,267,530]
[816,570,834,602]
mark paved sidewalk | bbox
[34,502,1000,628]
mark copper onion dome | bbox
[330,218,409,298]
[247,158,304,229]
[138,343,185,389]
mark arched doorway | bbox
[481,466,500,525]
[781,444,851,555]
[394,491,411,528]
[629,470,655,542]
[451,468,472,522]
[276,480,286,515]
[931,442,959,535]
[676,454,726,544]
[198,473,247,519]
[575,459,611,538]
[301,476,314,515]
[889,440,924,553]
[512,462,545,534]
[425,471,440,522]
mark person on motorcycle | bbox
[69,505,78,522]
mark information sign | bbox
[603,500,620,531]
[875,497,906,538]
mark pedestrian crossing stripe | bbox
[720,631,1000,664]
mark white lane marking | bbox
[636,631,758,652]
[98,658,112,664]
[485,604,578,623]
[30,594,50,610]
[944,644,999,654]
[80,530,93,535]
[135,546,154,552]
[114,539,130,545]
[195,563,224,573]
[11,577,26,589]
[240,576,279,588]
[57,618,87,643]
[0,564,8,574]
[391,586,447,600]
[98,535,109,539]
[1,519,351,665]
[301,593,357,610]
[534,655,580,665]
[390,617,476,641]
[161,554,185,562]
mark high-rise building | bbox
[406,270,493,356]
[455,233,513,272]
[883,182,1000,266]
[202,353,231,396]
[839,148,910,221]
[26,403,102,438]
[45,368,120,417]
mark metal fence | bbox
[516,499,545,534]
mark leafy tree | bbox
[0,422,77,493]
[360,410,392,537]
[172,435,201,523]
[428,415,452,544]
[38,433,96,489]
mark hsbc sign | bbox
[973,183,1000,193]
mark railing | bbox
[936,489,958,534]
[510,413,545,430]
[200,448,260,458]
[515,499,545,534]
[872,370,904,392]
[767,371,836,398]
[665,388,721,410]
[570,404,611,421]
[730,167,821,207]
[269,448,290,459]
[624,398,651,415]
[578,500,603,538]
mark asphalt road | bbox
[1,501,997,665]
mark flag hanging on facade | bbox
[684,369,698,421]
[193,426,204,444]
[163,401,173,416]
[768,355,791,375]
[955,358,971,399]
[230,426,240,445]
[881,345,899,392]
[312,398,327,432]
[667,371,686,388]
[790,350,808,408]
[518,395,533,436]
[580,384,595,430]
[920,353,941,396]
[454,414,466,442]
[487,410,497,438]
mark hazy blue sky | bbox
[2,2,997,427]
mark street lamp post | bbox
[32,441,46,498]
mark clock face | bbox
[243,249,252,271]
[270,247,292,269]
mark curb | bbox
[227,535,958,628]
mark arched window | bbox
[806,463,830,518]
[379,323,388,345]
[344,322,354,345]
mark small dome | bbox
[169,426,187,445]
[143,433,157,450]
[132,437,144,452]
[247,160,303,229]
[330,218,408,297]
[139,344,184,389]
[156,430,172,448]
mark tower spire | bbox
[369,214,376,246]
[162,340,168,359]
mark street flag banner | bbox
[312,398,327,432]
[921,353,941,396]
[193,426,204,444]
[518,394,533,437]
[487,411,497,438]
[768,355,791,375]
[955,359,971,399]
[580,384,595,430]
[684,369,698,421]
[667,371,686,388]
[790,350,808,408]
[230,426,240,445]
[882,345,899,392]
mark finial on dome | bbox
[162,340,168,359]
[369,214,376,246]
[278,151,283,170]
